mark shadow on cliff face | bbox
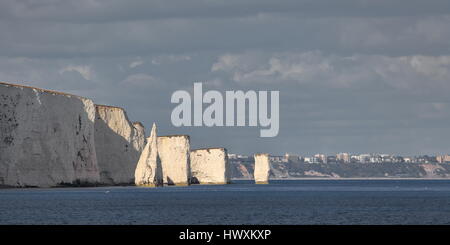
[94,113,142,186]
[189,176,200,184]
[166,176,175,185]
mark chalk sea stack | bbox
[190,148,230,185]
[135,123,163,187]
[157,135,191,186]
[94,104,146,185]
[254,153,271,184]
[0,82,99,187]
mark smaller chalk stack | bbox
[190,148,230,185]
[254,153,271,184]
[158,135,191,186]
[134,123,163,187]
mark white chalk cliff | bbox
[157,135,191,186]
[254,153,271,184]
[134,123,163,187]
[1,81,245,188]
[0,82,99,187]
[190,148,230,184]
[94,105,146,185]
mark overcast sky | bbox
[1,0,450,156]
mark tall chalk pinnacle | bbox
[134,123,163,187]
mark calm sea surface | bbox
[1,179,450,225]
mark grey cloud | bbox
[59,65,93,80]
[120,73,163,88]
[1,6,450,58]
[1,1,450,155]
[212,51,450,93]
[2,0,450,22]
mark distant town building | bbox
[314,154,327,163]
[228,153,237,159]
[336,153,350,163]
[358,154,371,163]
[437,155,450,164]
[285,153,301,163]
[228,154,250,160]
[327,155,337,164]
[350,155,359,163]
[311,156,321,164]
[414,155,437,163]
[229,152,445,165]
[392,156,404,163]
[270,155,287,163]
[369,155,382,163]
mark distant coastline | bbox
[233,177,450,181]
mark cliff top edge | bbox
[0,81,90,100]
[95,104,124,110]
[191,147,226,152]
[158,134,190,139]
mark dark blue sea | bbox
[1,179,450,225]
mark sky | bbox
[1,0,450,156]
